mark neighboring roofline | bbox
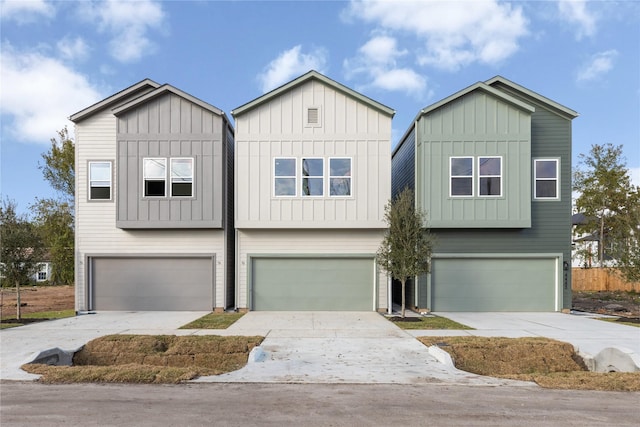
[112,84,226,119]
[392,81,535,159]
[231,70,395,118]
[69,78,160,122]
[485,75,579,120]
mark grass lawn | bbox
[387,315,473,330]
[179,312,245,329]
[1,309,76,329]
[596,317,640,328]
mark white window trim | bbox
[301,157,324,197]
[143,157,167,198]
[328,157,353,198]
[170,157,194,198]
[36,263,48,282]
[273,157,297,197]
[534,158,560,200]
[450,156,474,197]
[478,156,502,198]
[88,161,113,201]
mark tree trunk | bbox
[401,278,406,319]
[599,215,605,267]
[16,281,21,320]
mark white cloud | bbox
[258,45,328,93]
[577,50,618,82]
[557,0,597,40]
[57,36,90,61]
[344,0,528,71]
[79,0,166,63]
[344,35,426,97]
[630,167,640,188]
[0,44,103,143]
[0,0,55,23]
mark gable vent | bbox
[307,108,319,124]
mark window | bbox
[89,161,112,200]
[329,158,351,196]
[170,158,194,197]
[450,157,473,196]
[478,157,502,197]
[302,158,323,196]
[144,158,166,197]
[534,159,559,199]
[36,264,48,282]
[274,158,296,196]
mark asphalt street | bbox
[1,382,639,427]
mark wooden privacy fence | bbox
[572,268,640,292]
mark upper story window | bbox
[170,158,194,197]
[534,159,559,200]
[89,161,112,200]
[478,157,502,197]
[329,158,352,196]
[302,158,324,196]
[450,157,473,197]
[274,158,296,196]
[144,158,166,197]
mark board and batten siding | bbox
[236,229,387,310]
[235,79,392,228]
[74,110,228,312]
[115,93,226,228]
[416,90,532,228]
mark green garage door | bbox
[91,256,214,311]
[251,257,374,311]
[431,258,557,311]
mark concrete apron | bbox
[194,312,531,385]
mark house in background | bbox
[392,76,578,312]
[232,70,395,311]
[70,80,235,312]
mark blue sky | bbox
[1,0,639,215]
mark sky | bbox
[1,0,639,215]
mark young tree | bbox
[377,188,435,318]
[573,143,640,282]
[39,126,75,203]
[0,199,46,319]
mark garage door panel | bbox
[432,258,556,311]
[92,257,214,311]
[252,257,374,311]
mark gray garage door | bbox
[251,257,374,311]
[90,256,214,311]
[431,258,557,311]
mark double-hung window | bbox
[143,158,166,197]
[534,159,559,199]
[478,157,502,197]
[274,158,296,196]
[329,158,352,196]
[450,157,473,197]
[89,161,112,200]
[302,158,324,196]
[170,158,194,197]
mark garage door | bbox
[431,258,556,311]
[251,257,374,311]
[90,257,214,311]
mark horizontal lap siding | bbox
[236,229,387,310]
[391,127,415,198]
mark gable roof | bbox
[485,76,579,120]
[111,84,226,119]
[232,70,395,118]
[69,78,160,123]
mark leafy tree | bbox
[30,127,76,285]
[377,187,435,318]
[573,143,640,282]
[0,199,46,319]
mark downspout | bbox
[387,275,392,314]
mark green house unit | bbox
[392,76,578,312]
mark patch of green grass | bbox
[1,309,75,329]
[387,315,473,330]
[596,317,640,328]
[0,322,22,330]
[179,312,245,329]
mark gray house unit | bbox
[232,70,395,311]
[71,80,235,312]
[392,76,578,312]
